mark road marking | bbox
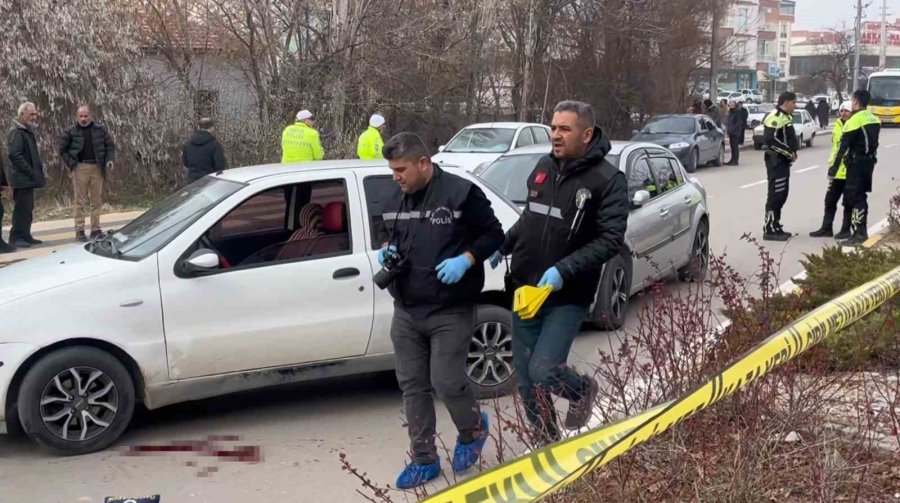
[740,179,768,189]
[794,164,820,174]
[884,143,897,149]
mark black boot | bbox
[834,220,851,240]
[840,209,868,246]
[763,211,789,241]
[0,239,16,253]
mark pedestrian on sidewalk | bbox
[762,92,799,241]
[718,98,729,123]
[59,105,116,242]
[7,102,46,249]
[182,118,226,184]
[737,101,749,144]
[704,99,721,127]
[830,90,881,246]
[377,132,503,488]
[725,101,743,166]
[490,101,628,443]
[810,102,852,239]
[817,99,830,129]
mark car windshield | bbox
[444,128,516,153]
[88,177,243,260]
[869,76,900,106]
[642,117,695,135]
[793,112,803,123]
[478,153,620,204]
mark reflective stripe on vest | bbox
[528,201,563,219]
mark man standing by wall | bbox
[357,113,385,160]
[59,105,116,241]
[281,109,323,163]
[762,92,799,241]
[830,90,881,246]
[490,101,629,443]
[182,118,226,184]
[378,132,504,488]
[7,102,46,248]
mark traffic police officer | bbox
[377,132,504,488]
[357,113,385,160]
[810,101,852,239]
[281,109,324,163]
[830,89,881,246]
[762,91,799,241]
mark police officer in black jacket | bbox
[491,100,629,441]
[376,132,504,489]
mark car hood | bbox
[432,152,504,171]
[0,245,133,306]
[631,133,693,146]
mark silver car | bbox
[473,142,710,329]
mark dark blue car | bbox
[631,114,725,173]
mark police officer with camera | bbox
[376,132,504,489]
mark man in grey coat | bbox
[7,102,46,248]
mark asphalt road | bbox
[1,128,898,503]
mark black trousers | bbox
[764,152,791,233]
[844,160,875,238]
[821,178,850,231]
[10,188,35,241]
[727,133,741,163]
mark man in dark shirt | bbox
[182,118,227,184]
[59,105,116,241]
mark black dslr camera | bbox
[374,247,407,290]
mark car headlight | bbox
[669,142,690,150]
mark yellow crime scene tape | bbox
[426,265,900,502]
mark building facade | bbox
[756,0,795,97]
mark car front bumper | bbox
[670,147,693,165]
[0,343,39,433]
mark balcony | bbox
[759,30,777,40]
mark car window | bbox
[444,128,516,153]
[642,117,696,134]
[363,175,398,249]
[649,155,681,194]
[476,153,543,205]
[515,128,534,148]
[205,179,351,269]
[627,153,659,200]
[531,127,550,144]
[666,156,687,183]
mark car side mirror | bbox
[438,145,446,152]
[183,248,220,275]
[632,190,651,208]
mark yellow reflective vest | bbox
[281,122,324,163]
[357,126,384,160]
[827,118,847,180]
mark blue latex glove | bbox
[489,251,503,270]
[377,245,397,266]
[436,255,473,285]
[537,267,563,292]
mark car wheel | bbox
[466,305,515,398]
[678,219,710,282]
[798,134,804,149]
[589,254,631,331]
[711,143,724,167]
[806,133,814,148]
[685,149,698,173]
[17,347,135,455]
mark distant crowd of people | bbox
[689,97,749,166]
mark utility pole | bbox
[880,0,888,69]
[710,0,720,103]
[852,0,863,92]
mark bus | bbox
[867,69,900,125]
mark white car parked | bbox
[753,109,817,150]
[432,122,551,172]
[740,89,764,104]
[0,161,522,454]
[724,92,747,105]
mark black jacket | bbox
[726,108,744,135]
[817,101,830,122]
[182,130,226,182]
[382,165,504,314]
[59,122,116,176]
[6,122,46,189]
[501,127,629,306]
[739,106,749,128]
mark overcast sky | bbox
[794,0,900,30]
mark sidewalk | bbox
[0,210,145,265]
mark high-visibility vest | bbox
[357,126,384,160]
[281,122,324,163]
[828,118,847,180]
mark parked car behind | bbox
[745,103,775,129]
[0,161,522,455]
[431,122,551,172]
[630,114,725,172]
[475,142,710,332]
[740,89,764,104]
[753,109,817,150]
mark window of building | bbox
[780,24,788,38]
[779,42,787,58]
[736,41,748,64]
[737,8,749,29]
[780,3,795,15]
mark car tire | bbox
[589,254,631,331]
[17,347,135,455]
[711,143,724,167]
[798,134,804,149]
[467,305,516,399]
[678,219,710,282]
[806,133,814,148]
[685,149,698,173]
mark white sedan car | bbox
[432,122,551,172]
[753,109,817,150]
[0,161,521,454]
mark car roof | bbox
[462,122,548,130]
[649,114,703,120]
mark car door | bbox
[157,171,375,380]
[697,118,715,161]
[625,150,676,287]
[652,152,696,266]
